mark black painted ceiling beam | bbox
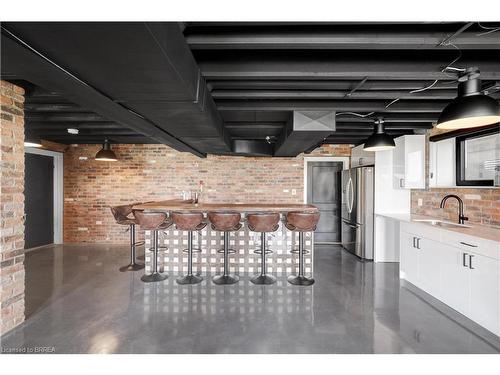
[1,27,205,156]
[211,89,460,100]
[186,31,500,50]
[197,56,500,80]
[207,79,459,91]
[216,100,446,112]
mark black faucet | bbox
[440,195,469,224]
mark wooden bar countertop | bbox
[133,199,318,213]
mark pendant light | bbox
[436,68,500,130]
[95,139,117,161]
[363,118,396,152]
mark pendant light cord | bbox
[336,22,495,120]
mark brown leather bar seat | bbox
[208,211,242,232]
[110,203,145,272]
[133,211,172,283]
[285,211,320,286]
[171,212,207,285]
[284,211,320,232]
[247,212,281,285]
[207,211,242,285]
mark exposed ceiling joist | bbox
[187,30,500,50]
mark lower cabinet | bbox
[400,224,500,336]
[439,244,470,317]
[469,254,500,335]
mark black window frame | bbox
[455,125,499,187]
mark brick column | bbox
[0,80,25,335]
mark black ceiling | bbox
[1,22,499,156]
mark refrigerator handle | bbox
[348,177,354,214]
[346,177,352,213]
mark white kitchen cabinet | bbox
[392,135,426,189]
[429,138,455,187]
[400,221,500,337]
[417,237,442,298]
[439,243,470,316]
[469,253,500,336]
[400,231,418,282]
[351,144,375,168]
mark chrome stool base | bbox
[212,274,239,285]
[287,275,315,286]
[251,274,276,285]
[141,273,168,283]
[176,274,203,285]
[119,263,145,272]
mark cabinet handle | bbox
[469,255,475,270]
[399,178,405,188]
[412,237,416,248]
[460,241,478,248]
[462,253,469,268]
[359,157,364,165]
[416,238,421,249]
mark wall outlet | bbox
[291,189,297,195]
[418,198,423,206]
[96,221,102,225]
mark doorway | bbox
[304,158,348,244]
[24,148,63,249]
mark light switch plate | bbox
[418,198,423,206]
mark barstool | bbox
[110,204,145,272]
[247,212,280,285]
[171,211,207,285]
[133,210,172,283]
[285,211,320,286]
[208,211,242,285]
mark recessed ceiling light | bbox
[67,128,79,134]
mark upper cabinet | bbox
[392,135,426,189]
[351,144,375,168]
[429,138,456,188]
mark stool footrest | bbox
[133,241,145,247]
[290,248,310,255]
[182,248,203,253]
[148,245,168,252]
[216,248,236,254]
[253,248,273,255]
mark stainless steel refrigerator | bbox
[341,167,374,260]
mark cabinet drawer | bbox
[440,231,500,261]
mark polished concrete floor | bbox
[1,244,499,354]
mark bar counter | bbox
[133,200,318,213]
[133,200,318,278]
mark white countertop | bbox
[375,212,500,243]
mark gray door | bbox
[307,161,343,243]
[25,153,54,249]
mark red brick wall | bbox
[63,144,351,243]
[411,188,499,227]
[0,80,25,335]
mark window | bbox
[455,126,500,186]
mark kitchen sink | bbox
[413,219,472,228]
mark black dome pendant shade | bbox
[363,119,395,152]
[437,69,500,130]
[95,139,118,161]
